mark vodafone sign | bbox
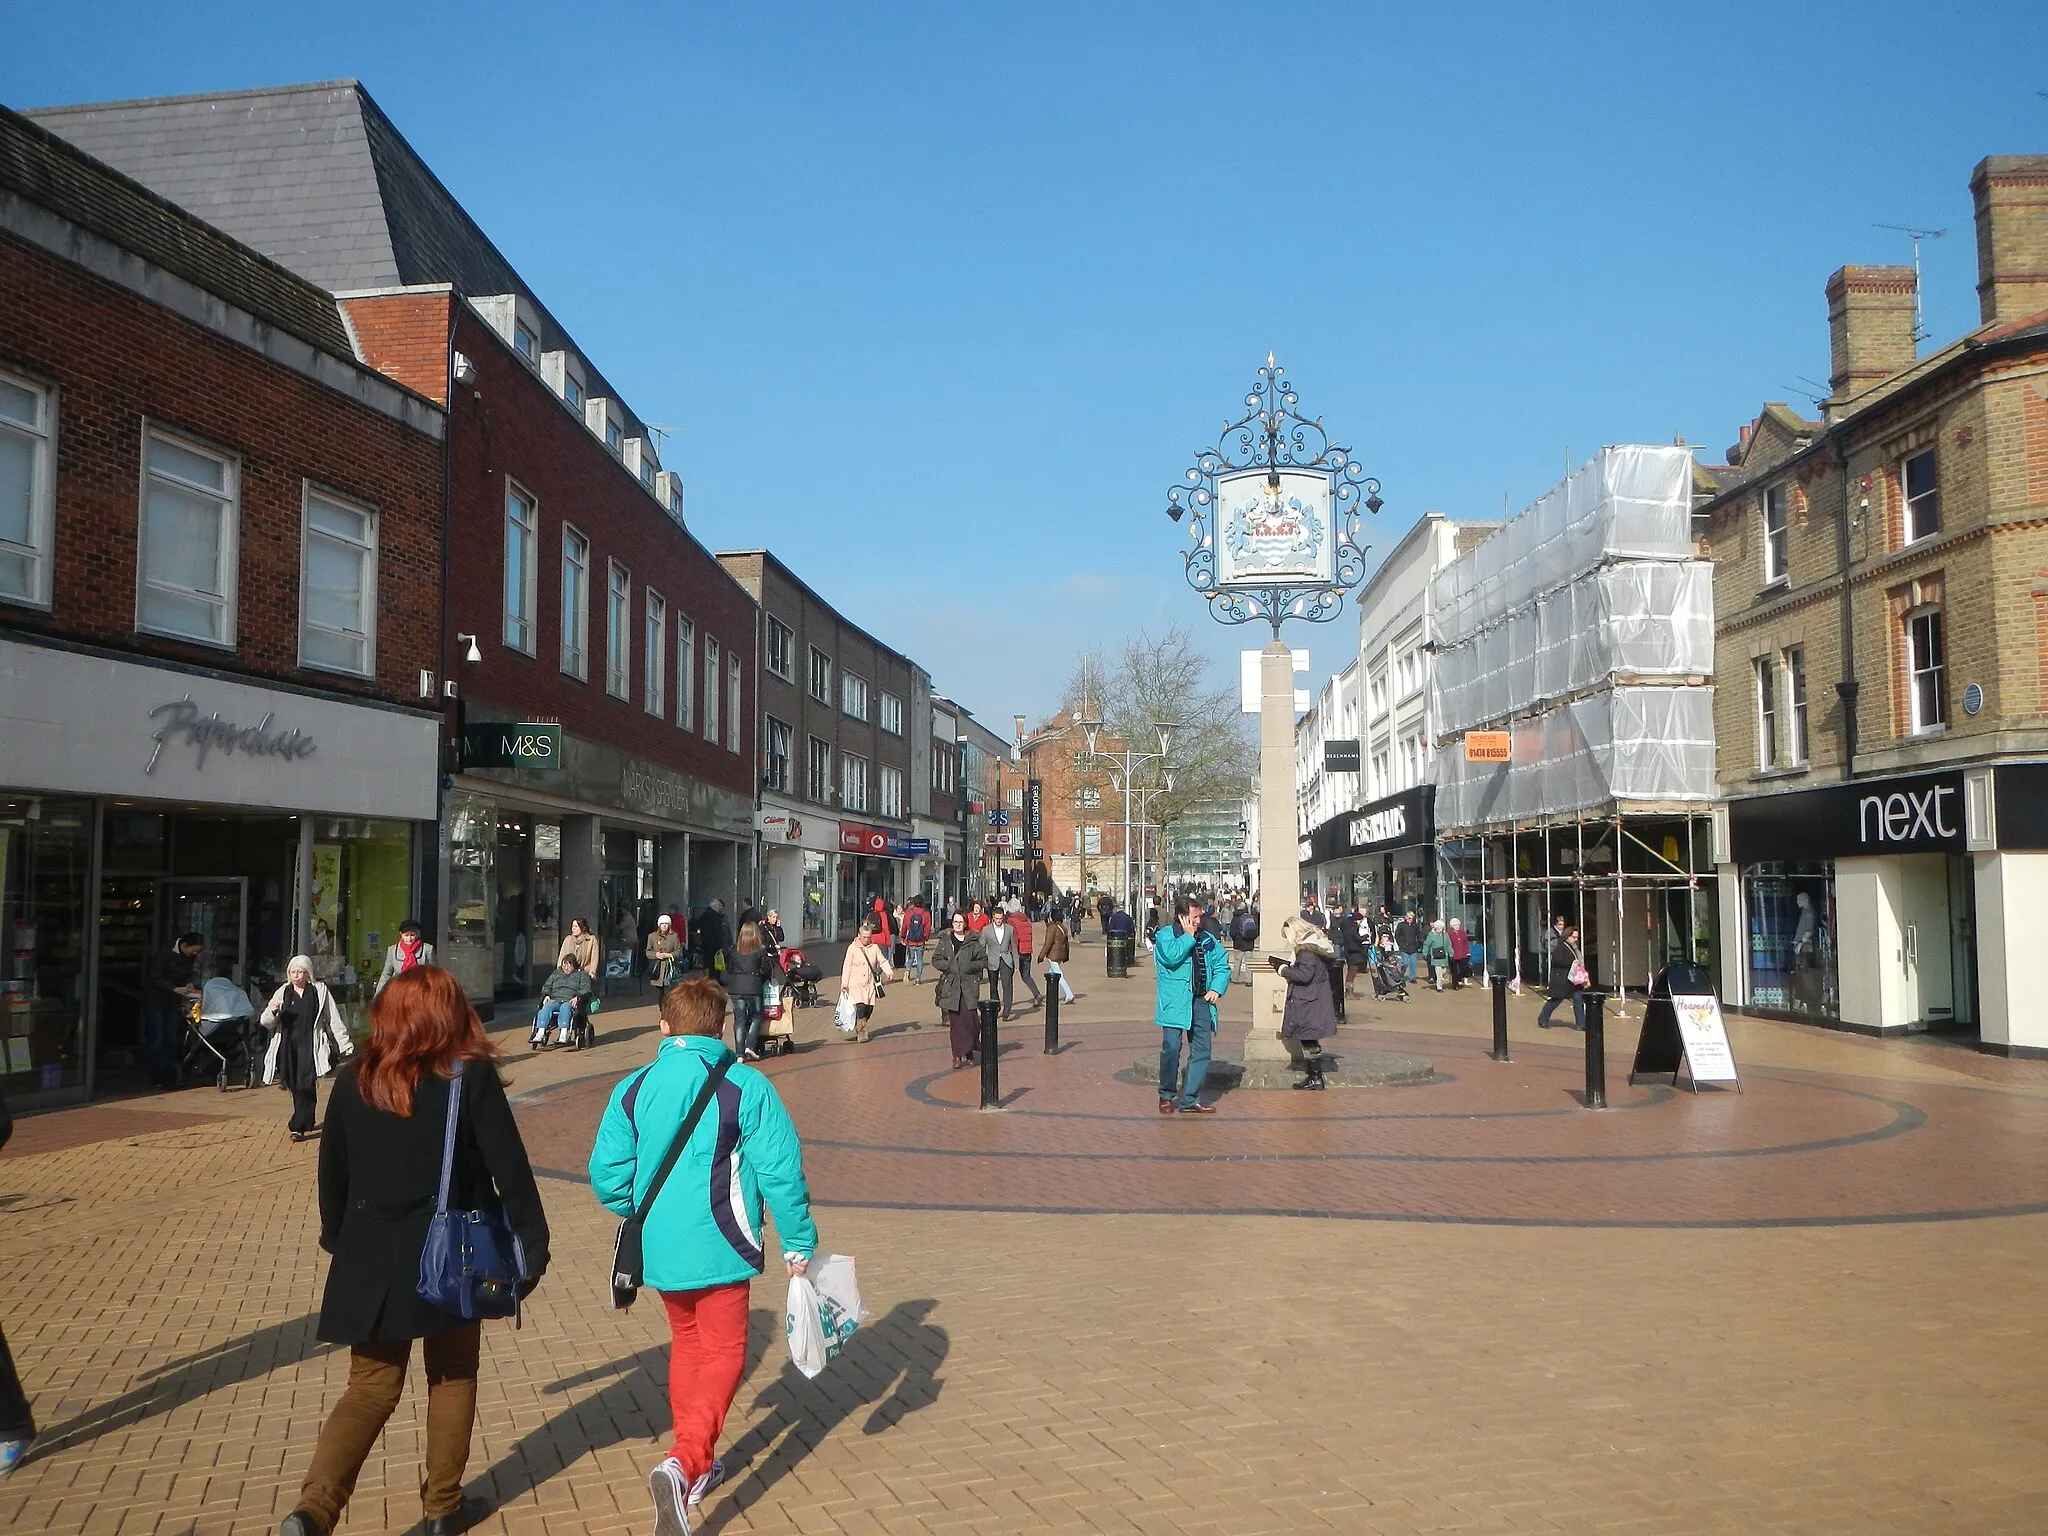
[838,822,891,855]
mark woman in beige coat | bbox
[557,917,599,976]
[837,917,895,1043]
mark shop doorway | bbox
[1900,853,1975,1035]
[161,879,249,987]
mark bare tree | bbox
[1058,627,1254,845]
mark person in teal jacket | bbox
[588,978,816,1533]
[1153,896,1231,1115]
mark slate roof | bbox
[23,80,643,434]
[0,102,357,361]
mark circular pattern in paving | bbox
[514,1016,2048,1229]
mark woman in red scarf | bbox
[374,919,436,997]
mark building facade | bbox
[716,551,926,941]
[0,107,445,1101]
[1703,154,2048,1054]
[31,82,763,1011]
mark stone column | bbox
[1245,638,1296,1065]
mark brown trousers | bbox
[297,1323,481,1528]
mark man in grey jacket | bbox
[980,908,1020,1020]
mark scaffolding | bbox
[1429,446,1719,1001]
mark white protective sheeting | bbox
[1432,562,1714,736]
[1435,686,1718,830]
[1430,444,1697,651]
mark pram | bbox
[184,976,260,1090]
[779,946,824,1010]
[1369,951,1409,1002]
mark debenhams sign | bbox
[1349,805,1407,848]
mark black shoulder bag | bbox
[610,1055,735,1310]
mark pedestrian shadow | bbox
[472,1309,780,1501]
[700,1298,949,1531]
[34,1312,333,1456]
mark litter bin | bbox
[1105,933,1134,977]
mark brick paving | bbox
[3,938,2047,1532]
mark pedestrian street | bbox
[5,934,2047,1534]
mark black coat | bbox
[1332,913,1364,960]
[1277,956,1338,1040]
[930,931,987,1014]
[316,1060,550,1346]
[720,945,783,999]
[1547,932,1579,1000]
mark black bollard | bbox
[1583,990,1607,1109]
[977,997,1002,1110]
[1490,969,1510,1062]
[1044,986,1060,1054]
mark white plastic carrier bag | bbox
[833,993,857,1033]
[784,1251,869,1379]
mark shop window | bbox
[727,652,743,753]
[1784,646,1808,766]
[502,481,537,654]
[880,765,905,818]
[300,486,377,676]
[644,589,666,717]
[842,672,870,721]
[1754,655,1778,769]
[1902,450,1940,544]
[1907,606,1945,732]
[1743,862,1836,1018]
[0,797,92,1095]
[139,426,239,647]
[766,615,795,681]
[842,752,869,812]
[703,635,721,743]
[1761,484,1789,586]
[809,646,832,704]
[307,818,416,1027]
[560,526,589,680]
[765,717,792,793]
[675,615,694,729]
[0,369,56,608]
[807,734,833,802]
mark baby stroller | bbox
[1370,949,1409,1002]
[183,976,259,1091]
[780,945,824,1010]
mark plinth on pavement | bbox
[1133,1047,1435,1091]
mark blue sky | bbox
[8,2,2047,728]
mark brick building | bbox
[1701,154,2048,1054]
[29,82,763,1010]
[715,551,935,940]
[0,106,445,1101]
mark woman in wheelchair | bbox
[530,952,596,1050]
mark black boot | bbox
[1294,1057,1326,1091]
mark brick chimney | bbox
[1971,155,2048,327]
[1825,265,1917,401]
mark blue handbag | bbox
[416,1061,527,1323]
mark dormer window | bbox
[606,421,622,455]
[565,376,584,409]
[513,323,538,365]
[639,460,656,491]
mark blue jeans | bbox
[1159,1003,1215,1108]
[906,945,925,982]
[1537,992,1585,1030]
[143,1003,183,1086]
[531,999,576,1041]
[1401,953,1418,982]
[732,994,763,1055]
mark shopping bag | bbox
[763,978,784,1022]
[784,1252,868,1379]
[834,992,856,1033]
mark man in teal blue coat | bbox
[590,979,817,1534]
[1153,896,1231,1114]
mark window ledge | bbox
[1749,765,1811,784]
[1757,577,1790,597]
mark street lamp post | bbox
[1165,354,1380,1070]
[1078,715,1174,914]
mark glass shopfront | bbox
[307,817,417,1033]
[802,850,830,941]
[1,797,92,1095]
[1743,860,1838,1020]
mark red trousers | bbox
[661,1281,751,1479]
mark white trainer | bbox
[649,1456,692,1536]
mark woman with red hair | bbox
[279,967,549,1536]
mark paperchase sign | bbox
[147,696,317,773]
